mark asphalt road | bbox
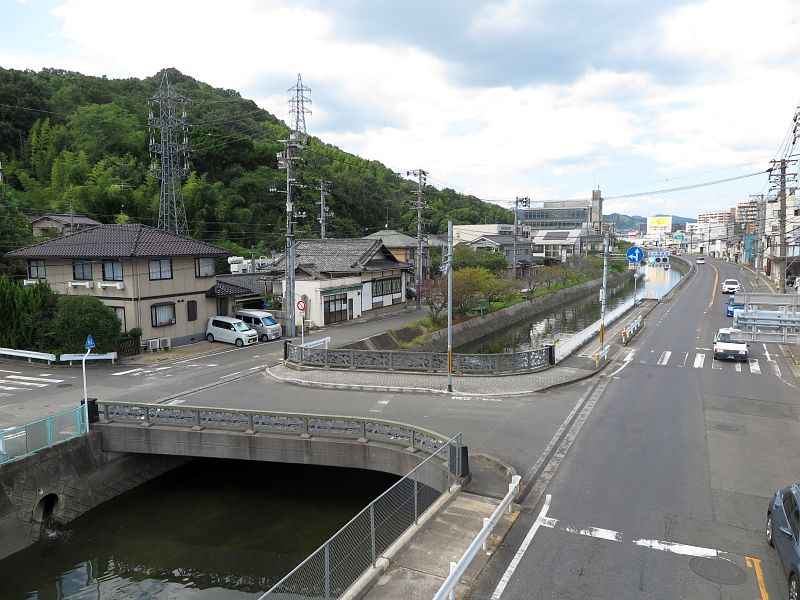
[471,259,798,600]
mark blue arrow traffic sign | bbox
[85,334,96,349]
[626,246,644,263]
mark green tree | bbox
[51,295,121,353]
[453,246,508,274]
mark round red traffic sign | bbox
[297,300,306,311]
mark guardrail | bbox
[432,475,521,600]
[0,347,56,364]
[60,352,118,365]
[285,344,553,375]
[258,433,463,599]
[621,314,643,345]
[299,336,331,349]
[96,401,453,453]
[554,298,635,362]
[0,406,88,464]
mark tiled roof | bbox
[215,274,271,295]
[364,229,418,248]
[6,224,231,259]
[28,213,102,227]
[273,238,409,277]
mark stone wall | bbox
[0,432,187,561]
[413,270,633,352]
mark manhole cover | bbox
[713,423,740,432]
[57,384,73,389]
[689,557,747,585]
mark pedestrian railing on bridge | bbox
[285,344,554,374]
[0,406,89,464]
[554,298,636,363]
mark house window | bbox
[151,303,176,327]
[103,260,123,281]
[371,277,401,297]
[111,306,126,330]
[195,257,215,277]
[187,300,197,322]
[28,260,45,279]
[72,260,93,280]
[149,259,173,280]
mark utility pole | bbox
[278,74,311,338]
[317,179,332,240]
[440,221,454,393]
[512,196,530,279]
[149,71,190,236]
[770,159,797,293]
[599,233,609,346]
[406,169,427,309]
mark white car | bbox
[713,328,749,361]
[721,279,741,294]
[206,316,258,347]
[696,256,705,264]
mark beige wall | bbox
[25,256,219,345]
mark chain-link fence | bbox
[0,406,87,464]
[259,434,463,599]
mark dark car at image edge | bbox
[767,484,800,599]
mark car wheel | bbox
[206,334,214,343]
[235,338,244,347]
[766,512,774,547]
[791,574,797,600]
[261,334,269,342]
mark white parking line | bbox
[0,379,46,387]
[693,353,705,369]
[7,375,63,383]
[657,351,671,366]
[749,359,761,375]
[111,368,144,376]
[491,495,552,600]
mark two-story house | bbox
[27,213,101,237]
[7,224,231,348]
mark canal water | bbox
[0,459,398,599]
[455,265,683,354]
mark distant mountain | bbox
[606,213,697,232]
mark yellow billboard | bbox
[647,216,673,235]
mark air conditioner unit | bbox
[115,282,125,290]
[146,338,160,351]
[67,281,93,288]
[23,279,38,286]
[160,338,171,349]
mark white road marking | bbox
[693,353,705,369]
[491,494,552,600]
[166,399,185,405]
[452,396,502,402]
[206,363,219,367]
[712,358,722,370]
[632,539,719,558]
[734,362,742,372]
[370,395,393,413]
[0,369,22,374]
[0,386,24,391]
[749,359,761,375]
[7,375,63,383]
[678,352,688,367]
[772,363,782,377]
[111,368,144,376]
[219,366,261,379]
[154,366,172,371]
[0,379,46,387]
[564,525,623,542]
[625,350,635,362]
[657,351,671,366]
[763,344,773,362]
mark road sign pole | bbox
[82,347,90,431]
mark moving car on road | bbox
[721,279,741,294]
[766,484,800,599]
[726,296,744,317]
[206,316,258,347]
[712,328,749,361]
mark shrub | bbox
[51,295,121,353]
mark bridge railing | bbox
[259,433,463,599]
[0,406,88,464]
[285,344,553,374]
[96,401,453,454]
[554,297,635,362]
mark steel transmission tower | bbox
[279,74,312,337]
[149,71,191,236]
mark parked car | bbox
[206,316,258,347]
[712,327,748,361]
[766,484,800,598]
[233,309,282,342]
[721,279,741,294]
[788,274,797,287]
[726,296,744,317]
[696,256,705,264]
[406,287,417,300]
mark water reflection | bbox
[0,459,398,600]
[456,267,682,354]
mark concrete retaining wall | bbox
[413,270,633,352]
[0,432,187,561]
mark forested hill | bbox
[0,67,511,255]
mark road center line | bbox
[490,494,552,600]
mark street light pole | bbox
[599,233,609,346]
[447,221,453,393]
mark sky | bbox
[2,0,800,219]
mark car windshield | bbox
[232,322,251,332]
[261,316,278,326]
[724,280,738,285]
[717,333,731,342]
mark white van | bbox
[233,309,283,342]
[206,316,258,347]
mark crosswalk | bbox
[109,362,221,378]
[0,369,68,398]
[608,349,776,376]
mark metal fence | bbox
[259,433,462,599]
[554,297,636,362]
[0,406,88,464]
[286,344,553,374]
